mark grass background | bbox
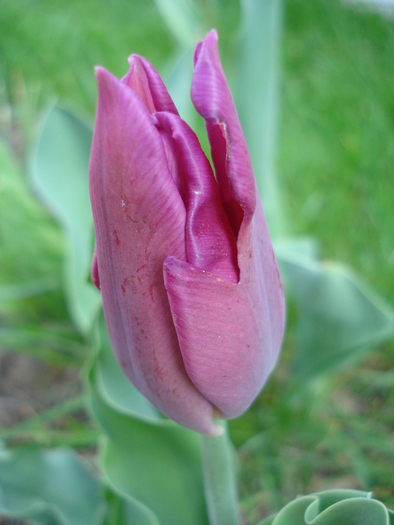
[0,0,393,523]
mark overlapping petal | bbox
[194,29,285,356]
[155,111,238,283]
[89,67,219,435]
[164,256,265,417]
[191,30,255,233]
[162,30,286,417]
[122,55,178,115]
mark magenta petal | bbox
[90,67,219,435]
[122,55,179,115]
[189,30,286,397]
[155,111,238,283]
[163,256,278,418]
[191,29,256,229]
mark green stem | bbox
[201,420,240,525]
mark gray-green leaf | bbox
[32,105,101,333]
[277,241,393,379]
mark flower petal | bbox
[191,29,256,233]
[122,55,179,115]
[163,256,276,418]
[155,111,238,283]
[193,29,286,355]
[90,66,219,435]
[176,30,287,407]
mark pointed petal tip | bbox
[94,65,107,79]
[201,28,218,45]
[205,28,218,46]
[191,25,256,221]
[127,53,138,66]
[194,29,218,66]
[94,66,119,99]
[126,53,146,69]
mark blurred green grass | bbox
[281,0,394,302]
[0,0,393,523]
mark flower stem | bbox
[201,420,240,525]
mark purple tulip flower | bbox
[89,30,285,435]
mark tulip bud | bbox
[89,30,285,435]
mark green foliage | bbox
[32,106,101,334]
[153,0,205,46]
[0,141,63,319]
[0,0,175,113]
[280,0,394,303]
[277,240,393,378]
[234,0,284,236]
[0,447,106,524]
[0,446,160,525]
[257,490,394,525]
[89,315,209,525]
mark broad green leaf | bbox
[308,498,390,525]
[256,490,393,525]
[308,490,370,513]
[257,516,275,525]
[276,242,394,379]
[271,495,316,524]
[236,0,285,236]
[89,315,209,525]
[32,105,101,334]
[101,485,160,525]
[0,447,106,525]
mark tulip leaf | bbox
[305,498,389,525]
[101,484,160,525]
[257,517,275,525]
[0,447,106,525]
[256,490,393,525]
[271,495,316,524]
[32,105,101,334]
[0,140,62,305]
[153,0,204,47]
[276,241,394,379]
[236,0,285,237]
[89,315,209,525]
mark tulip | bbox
[89,30,285,435]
